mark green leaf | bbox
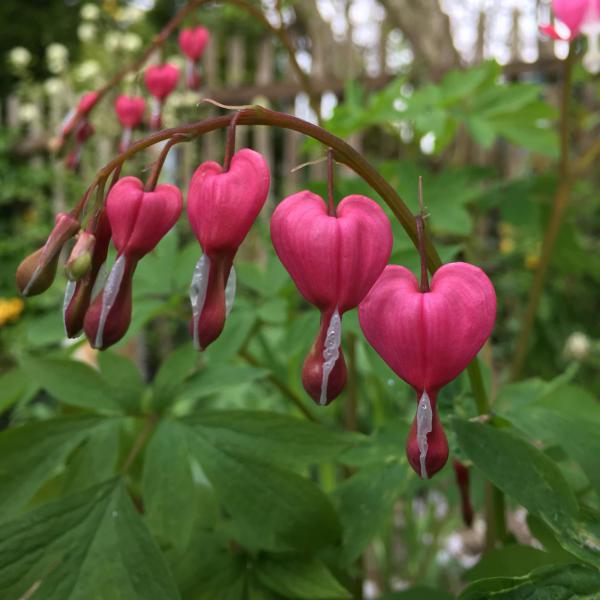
[257,556,351,599]
[178,364,269,402]
[142,420,196,550]
[0,367,39,413]
[0,478,180,599]
[187,410,355,469]
[22,356,122,413]
[459,563,600,600]
[98,351,144,413]
[152,343,199,412]
[454,419,600,567]
[181,420,341,552]
[465,545,571,582]
[333,462,408,563]
[61,419,122,495]
[0,416,111,520]
[203,307,257,362]
[380,587,454,600]
[501,384,600,498]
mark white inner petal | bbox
[150,97,161,120]
[582,23,600,74]
[62,279,77,333]
[121,127,132,148]
[225,266,236,317]
[95,254,126,348]
[91,261,108,301]
[416,390,433,479]
[319,307,342,406]
[189,254,210,350]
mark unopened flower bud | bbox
[16,212,80,296]
[66,231,95,280]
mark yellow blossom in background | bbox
[525,252,540,270]
[499,237,515,255]
[0,297,24,327]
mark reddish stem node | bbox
[223,111,242,172]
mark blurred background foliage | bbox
[1,0,600,599]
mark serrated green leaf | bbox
[333,462,408,563]
[465,545,571,582]
[152,343,200,411]
[61,419,122,495]
[142,420,196,550]
[98,351,144,413]
[187,410,355,469]
[454,419,600,567]
[0,478,180,599]
[459,563,600,599]
[257,557,351,599]
[22,356,121,413]
[181,420,341,552]
[0,415,112,520]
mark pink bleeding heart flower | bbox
[359,262,496,478]
[187,149,270,350]
[64,210,112,338]
[179,27,210,60]
[16,212,80,297]
[271,191,392,406]
[144,64,180,129]
[84,177,182,349]
[179,27,210,89]
[64,120,95,171]
[61,91,99,138]
[115,95,146,151]
[540,0,600,72]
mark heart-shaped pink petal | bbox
[178,26,210,60]
[115,95,146,128]
[270,191,392,313]
[187,148,270,254]
[144,64,180,100]
[107,176,182,259]
[359,262,496,393]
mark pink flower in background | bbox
[540,0,600,73]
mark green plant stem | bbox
[239,347,318,422]
[121,414,158,473]
[511,46,575,380]
[484,484,507,551]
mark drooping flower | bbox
[540,0,600,73]
[271,191,392,406]
[359,263,496,478]
[187,149,270,350]
[16,212,80,297]
[64,210,112,338]
[114,95,146,152]
[178,26,210,90]
[64,120,95,171]
[144,64,180,129]
[83,177,182,349]
[60,91,99,139]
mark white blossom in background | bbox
[80,3,100,20]
[116,6,144,24]
[166,55,185,71]
[564,331,591,361]
[18,103,40,124]
[44,77,64,96]
[121,33,142,53]
[75,59,101,83]
[104,32,122,52]
[8,46,32,69]
[46,43,69,74]
[78,23,97,43]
